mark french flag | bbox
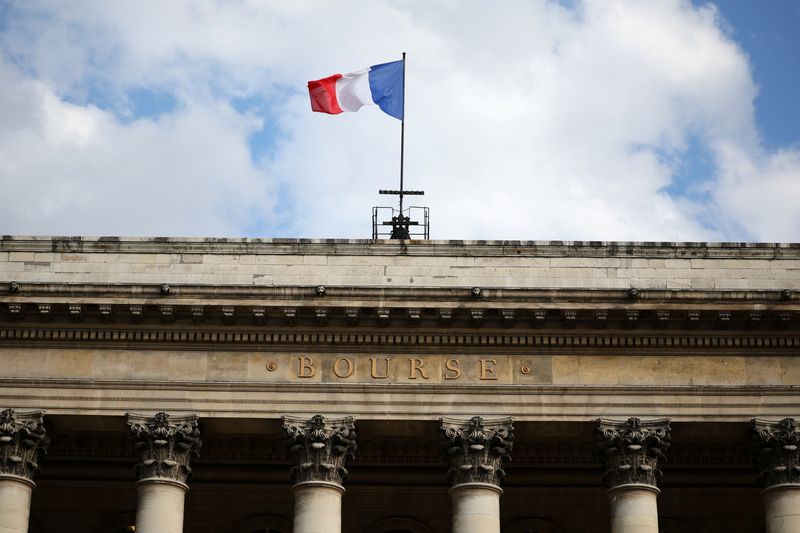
[308,60,404,120]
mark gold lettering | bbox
[333,357,354,378]
[480,359,498,380]
[445,358,461,380]
[370,357,391,379]
[409,358,429,379]
[298,356,316,378]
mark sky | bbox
[0,0,798,242]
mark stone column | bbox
[282,415,357,533]
[751,418,800,533]
[595,417,671,533]
[0,409,49,533]
[440,416,514,533]
[128,412,201,533]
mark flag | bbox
[308,60,404,120]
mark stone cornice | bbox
[0,325,797,354]
[2,282,798,306]
[1,284,797,332]
[2,236,799,259]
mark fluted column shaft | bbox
[128,412,201,533]
[283,415,357,533]
[595,417,671,533]
[0,409,48,533]
[441,416,514,533]
[752,418,800,533]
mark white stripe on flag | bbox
[335,68,374,113]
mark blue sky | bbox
[0,1,798,242]
[707,0,800,150]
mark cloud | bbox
[710,141,800,241]
[0,0,798,241]
[0,58,272,236]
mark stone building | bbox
[0,236,798,533]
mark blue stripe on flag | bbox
[368,60,404,120]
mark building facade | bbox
[0,236,799,533]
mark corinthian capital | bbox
[282,414,357,486]
[440,416,514,487]
[0,409,49,481]
[595,417,671,489]
[752,417,800,488]
[127,412,201,485]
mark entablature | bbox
[1,283,797,333]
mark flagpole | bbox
[399,51,406,216]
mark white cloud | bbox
[0,0,798,241]
[0,58,272,236]
[710,141,800,241]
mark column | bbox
[128,412,201,533]
[0,409,49,533]
[752,418,800,533]
[282,414,357,533]
[595,417,671,533]
[440,416,514,533]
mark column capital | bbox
[0,409,49,482]
[282,414,357,486]
[595,417,671,489]
[127,412,201,485]
[440,416,514,488]
[751,417,800,488]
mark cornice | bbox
[2,236,799,259]
[2,282,797,305]
[0,325,797,353]
[1,283,797,332]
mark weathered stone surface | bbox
[1,237,798,289]
[595,417,671,489]
[282,414,357,486]
[0,409,48,480]
[751,418,800,488]
[440,416,514,487]
[127,412,201,484]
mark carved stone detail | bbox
[751,417,800,488]
[345,308,360,325]
[440,416,514,487]
[251,306,266,324]
[377,308,391,325]
[127,412,201,485]
[595,417,671,489]
[37,304,52,322]
[0,409,49,480]
[191,306,204,323]
[282,414,357,486]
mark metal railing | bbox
[372,206,429,239]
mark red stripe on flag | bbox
[308,74,343,114]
